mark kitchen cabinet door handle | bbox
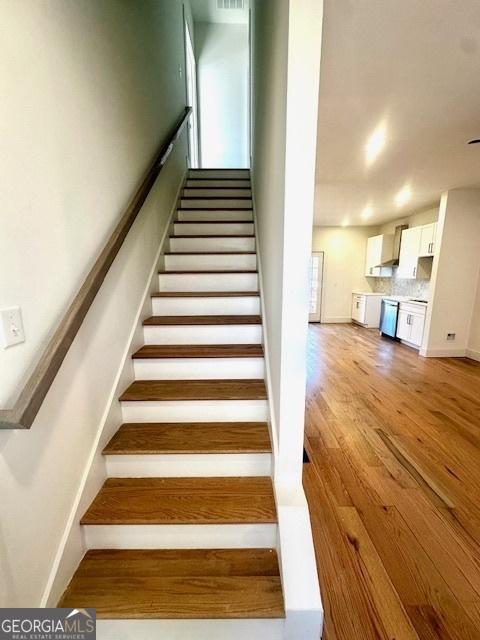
[413,266,417,277]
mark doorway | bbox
[184,18,199,168]
[309,252,324,322]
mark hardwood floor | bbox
[303,323,480,640]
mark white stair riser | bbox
[105,453,272,477]
[181,199,252,209]
[84,522,276,550]
[121,399,269,423]
[158,273,258,292]
[183,188,252,197]
[189,169,250,179]
[143,324,262,345]
[178,209,253,222]
[165,254,257,271]
[133,357,265,380]
[174,222,254,236]
[170,237,255,252]
[186,179,251,187]
[151,296,260,316]
[97,619,284,640]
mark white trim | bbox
[321,316,352,324]
[83,523,277,550]
[419,347,467,358]
[42,169,186,607]
[105,452,272,477]
[277,491,323,640]
[466,348,480,362]
[250,191,279,467]
[97,618,284,640]
[121,398,269,423]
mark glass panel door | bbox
[309,252,324,322]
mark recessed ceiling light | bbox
[365,123,387,166]
[395,185,412,207]
[468,139,480,144]
[361,206,373,220]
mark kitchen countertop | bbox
[382,295,428,306]
[351,291,385,296]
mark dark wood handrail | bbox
[0,107,192,429]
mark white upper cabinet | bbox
[418,222,437,257]
[397,226,422,279]
[365,234,394,277]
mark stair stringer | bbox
[42,170,186,608]
[251,189,324,640]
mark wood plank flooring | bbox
[303,324,480,640]
[58,549,284,619]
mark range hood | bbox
[381,224,408,266]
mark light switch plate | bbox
[0,306,25,348]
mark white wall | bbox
[468,276,480,361]
[0,0,189,408]
[251,0,288,451]
[251,1,324,635]
[195,22,249,168]
[312,226,378,322]
[0,0,189,607]
[422,189,480,357]
[379,206,439,234]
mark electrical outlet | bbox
[446,332,456,341]
[0,306,25,349]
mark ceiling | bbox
[190,0,249,25]
[315,0,480,226]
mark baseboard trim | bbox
[419,347,467,358]
[321,317,352,324]
[466,348,480,362]
[249,190,279,465]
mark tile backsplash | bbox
[372,267,431,299]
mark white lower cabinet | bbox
[351,293,383,328]
[396,302,426,348]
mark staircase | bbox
[58,169,285,637]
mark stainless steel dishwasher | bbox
[380,299,399,338]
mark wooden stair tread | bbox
[58,549,284,619]
[175,220,254,224]
[172,234,255,238]
[81,477,277,525]
[119,379,267,402]
[103,422,272,454]
[143,315,261,325]
[159,270,258,274]
[132,344,264,359]
[164,252,256,255]
[181,196,253,200]
[151,291,259,297]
